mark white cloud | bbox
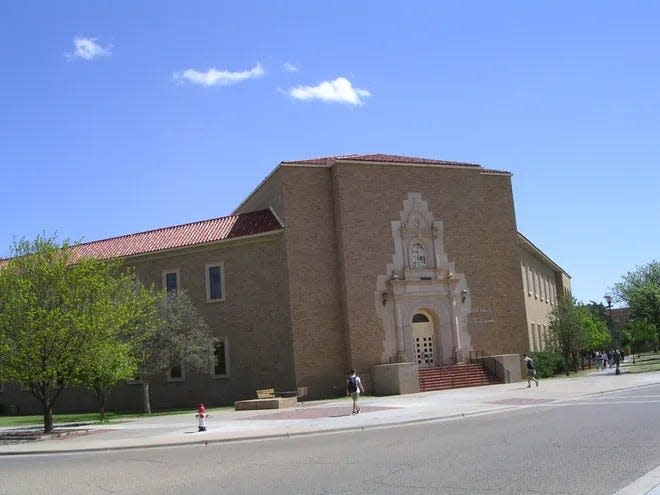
[288,77,371,105]
[173,63,264,87]
[66,37,112,60]
[283,62,299,73]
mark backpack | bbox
[347,375,358,393]
[526,358,535,370]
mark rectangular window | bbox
[531,268,538,298]
[212,340,229,377]
[205,263,225,302]
[526,265,532,296]
[168,364,184,382]
[163,269,180,293]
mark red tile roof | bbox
[282,153,483,168]
[69,209,283,262]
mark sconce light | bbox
[460,289,469,303]
[381,291,389,306]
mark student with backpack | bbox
[523,353,539,388]
[346,369,365,414]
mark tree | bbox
[135,290,216,414]
[627,318,658,355]
[583,301,613,348]
[547,295,589,375]
[0,236,156,433]
[613,261,660,343]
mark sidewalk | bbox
[1,367,658,455]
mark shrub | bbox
[530,351,565,378]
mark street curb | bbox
[0,404,526,456]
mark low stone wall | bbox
[473,354,522,383]
[234,396,297,411]
[371,362,419,395]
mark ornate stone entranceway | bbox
[376,193,473,365]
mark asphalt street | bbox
[2,384,660,495]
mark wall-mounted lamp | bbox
[460,288,469,303]
[381,291,389,306]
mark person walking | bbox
[346,370,365,414]
[523,353,539,388]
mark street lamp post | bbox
[605,294,622,374]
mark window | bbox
[410,242,426,269]
[163,269,180,293]
[525,264,532,296]
[205,263,225,302]
[212,340,229,377]
[412,313,430,323]
[531,268,538,298]
[168,364,184,382]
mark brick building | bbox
[1,154,570,413]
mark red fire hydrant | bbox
[196,403,207,432]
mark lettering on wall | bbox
[468,306,495,325]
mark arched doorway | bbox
[411,311,435,366]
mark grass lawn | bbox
[0,407,233,429]
[620,353,660,373]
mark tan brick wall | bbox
[278,167,349,397]
[329,163,529,378]
[109,234,294,412]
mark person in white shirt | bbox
[346,370,365,414]
[523,354,539,388]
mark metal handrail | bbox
[468,350,510,383]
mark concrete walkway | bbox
[1,366,658,456]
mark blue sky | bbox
[1,1,658,305]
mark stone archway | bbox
[411,311,435,366]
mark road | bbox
[2,385,660,495]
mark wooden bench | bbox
[235,388,296,411]
[256,388,276,399]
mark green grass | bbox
[0,406,233,428]
[620,353,660,374]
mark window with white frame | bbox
[163,269,180,293]
[205,262,225,302]
[168,363,184,382]
[211,339,229,377]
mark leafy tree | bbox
[136,290,216,414]
[0,236,156,433]
[579,305,611,351]
[613,261,660,342]
[547,295,589,375]
[627,318,658,355]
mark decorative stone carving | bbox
[376,193,472,365]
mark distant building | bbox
[1,154,570,413]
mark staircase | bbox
[418,363,502,392]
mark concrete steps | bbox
[418,363,502,392]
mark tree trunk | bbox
[143,382,151,414]
[43,403,54,434]
[96,387,110,422]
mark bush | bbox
[530,352,565,378]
